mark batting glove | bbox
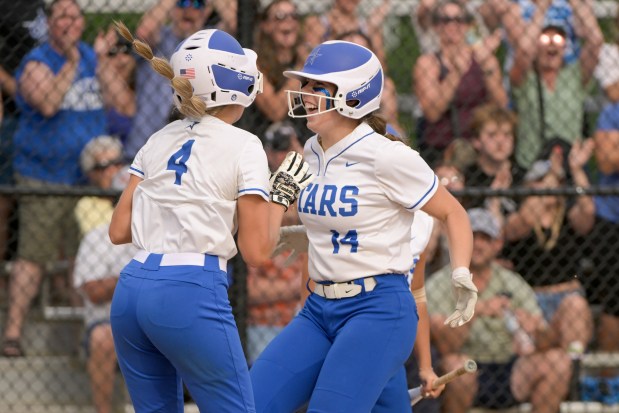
[445,267,478,328]
[270,152,313,211]
[272,225,309,266]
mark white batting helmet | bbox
[170,29,263,109]
[283,40,383,119]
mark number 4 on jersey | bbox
[331,229,359,254]
[167,140,195,185]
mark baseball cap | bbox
[468,208,501,239]
[264,121,297,151]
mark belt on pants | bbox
[133,250,227,272]
[312,277,377,299]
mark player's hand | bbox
[445,267,478,328]
[272,225,308,265]
[419,368,444,399]
[270,151,313,211]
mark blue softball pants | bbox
[250,274,417,413]
[110,253,255,413]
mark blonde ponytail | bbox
[113,20,211,119]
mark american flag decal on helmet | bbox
[180,68,196,79]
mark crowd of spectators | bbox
[0,0,617,410]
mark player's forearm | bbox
[414,302,433,371]
[443,207,473,270]
[109,175,140,244]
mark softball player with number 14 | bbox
[250,40,477,412]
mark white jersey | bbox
[299,123,438,283]
[129,115,270,260]
[74,224,138,327]
[407,210,435,285]
[410,210,434,258]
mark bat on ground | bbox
[409,359,477,406]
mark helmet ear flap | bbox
[170,29,262,110]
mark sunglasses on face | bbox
[439,175,463,187]
[108,44,130,57]
[434,15,471,25]
[271,11,299,21]
[176,0,205,9]
[92,157,124,171]
[539,33,565,46]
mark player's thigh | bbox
[159,276,255,413]
[309,291,417,412]
[251,314,332,413]
[372,367,410,413]
[110,273,183,413]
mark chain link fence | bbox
[0,0,618,411]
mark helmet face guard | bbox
[170,29,263,110]
[286,90,341,118]
[283,40,383,119]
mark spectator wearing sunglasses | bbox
[414,0,500,55]
[509,0,602,169]
[413,0,508,167]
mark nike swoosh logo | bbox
[345,161,360,167]
[344,288,354,294]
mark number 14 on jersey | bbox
[331,229,358,254]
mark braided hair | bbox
[114,21,221,120]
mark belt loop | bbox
[355,278,366,293]
[203,254,219,271]
[142,253,163,271]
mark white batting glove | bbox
[270,152,313,211]
[445,267,478,328]
[272,225,308,266]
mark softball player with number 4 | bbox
[250,40,477,412]
[108,24,311,412]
